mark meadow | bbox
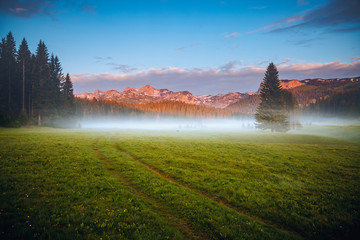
[0,126,359,239]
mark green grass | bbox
[0,127,359,239]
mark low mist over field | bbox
[80,118,257,131]
[79,116,360,130]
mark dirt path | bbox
[113,139,304,240]
[92,138,205,240]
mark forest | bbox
[0,32,74,127]
[75,99,234,119]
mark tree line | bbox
[75,98,233,119]
[0,32,74,127]
[303,88,360,117]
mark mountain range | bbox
[75,77,360,109]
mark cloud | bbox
[224,32,240,38]
[82,5,97,14]
[219,60,241,72]
[108,63,138,73]
[94,56,113,61]
[279,0,360,33]
[248,15,305,34]
[0,0,97,19]
[172,43,201,52]
[277,58,294,65]
[351,56,360,62]
[71,60,360,95]
[297,0,309,7]
[256,60,270,66]
[287,37,323,47]
[94,56,137,73]
[328,26,360,33]
[173,47,185,52]
[0,0,58,18]
[250,0,360,34]
[249,6,267,10]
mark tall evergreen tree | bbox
[49,54,63,113]
[32,40,52,125]
[29,53,36,118]
[0,32,17,114]
[62,73,74,116]
[0,38,6,116]
[255,63,289,132]
[17,38,32,115]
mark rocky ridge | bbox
[75,77,360,109]
[75,85,250,108]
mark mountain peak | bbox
[123,87,138,92]
[93,89,104,95]
[139,85,156,95]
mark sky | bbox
[1,0,360,95]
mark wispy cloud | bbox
[0,0,59,19]
[351,56,360,62]
[94,56,113,63]
[82,5,97,14]
[277,58,294,65]
[224,32,240,38]
[249,6,267,10]
[108,63,138,74]
[172,43,201,52]
[219,60,242,72]
[287,37,323,47]
[249,0,360,34]
[297,0,309,7]
[71,60,360,95]
[0,0,97,19]
[248,15,305,34]
[94,56,137,73]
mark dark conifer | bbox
[0,38,7,116]
[49,54,63,113]
[17,38,32,115]
[32,40,52,125]
[62,73,74,116]
[0,32,17,113]
[255,63,289,132]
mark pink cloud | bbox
[351,56,360,62]
[10,8,28,13]
[224,32,240,38]
[248,15,305,34]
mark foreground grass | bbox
[0,127,359,239]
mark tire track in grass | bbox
[92,138,205,240]
[113,140,305,240]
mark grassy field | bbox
[0,126,359,239]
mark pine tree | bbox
[255,63,289,132]
[32,40,52,125]
[0,38,7,116]
[0,32,17,114]
[49,54,63,114]
[62,73,74,116]
[17,38,32,116]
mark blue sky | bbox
[1,0,359,94]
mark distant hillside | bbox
[281,77,360,108]
[75,85,251,109]
[75,98,232,119]
[75,77,360,117]
[229,77,360,115]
